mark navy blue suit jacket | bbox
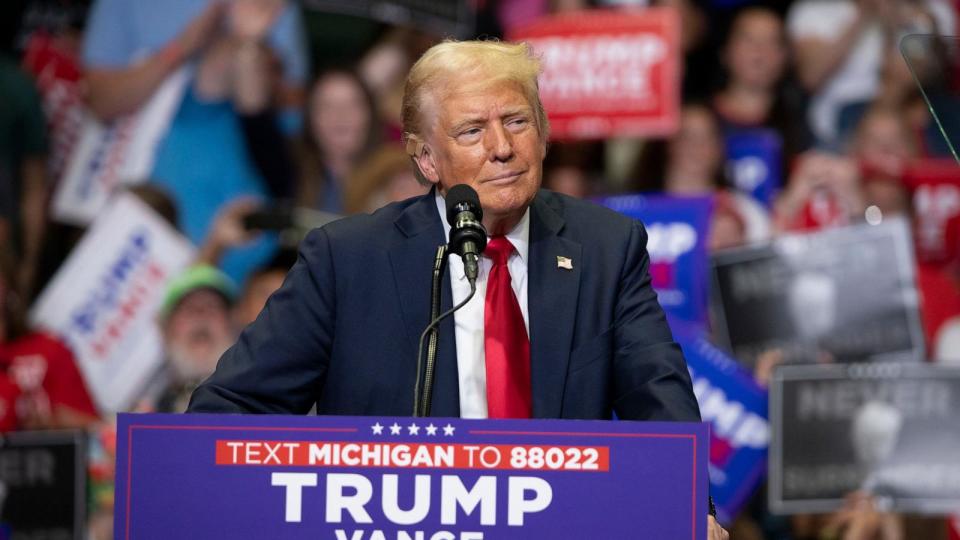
[188,189,700,422]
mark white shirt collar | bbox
[435,190,530,280]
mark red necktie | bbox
[484,236,532,418]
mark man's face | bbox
[415,78,546,226]
[163,289,235,381]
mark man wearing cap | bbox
[155,264,237,413]
[190,40,725,538]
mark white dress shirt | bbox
[435,192,530,418]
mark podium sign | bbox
[116,413,708,539]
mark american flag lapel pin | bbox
[557,256,573,270]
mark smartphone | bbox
[242,206,294,231]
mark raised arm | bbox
[83,1,225,121]
[789,0,878,92]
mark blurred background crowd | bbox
[0,0,959,538]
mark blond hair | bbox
[401,40,549,168]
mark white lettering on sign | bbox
[914,184,960,253]
[731,156,768,192]
[383,475,431,525]
[795,380,952,421]
[271,472,318,523]
[440,476,496,526]
[334,531,485,540]
[529,35,667,105]
[692,375,769,449]
[269,473,552,528]
[506,477,553,526]
[646,222,697,263]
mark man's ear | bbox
[414,145,441,185]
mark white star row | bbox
[370,422,455,436]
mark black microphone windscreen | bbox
[445,184,483,225]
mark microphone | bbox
[412,184,487,417]
[445,184,488,285]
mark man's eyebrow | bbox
[448,107,534,134]
[449,117,486,134]
[500,106,533,118]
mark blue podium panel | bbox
[116,414,708,540]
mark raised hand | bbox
[229,0,285,42]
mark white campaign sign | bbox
[51,67,190,226]
[31,193,195,412]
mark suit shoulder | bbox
[314,195,422,247]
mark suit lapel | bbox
[527,192,582,418]
[388,190,461,417]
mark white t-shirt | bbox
[787,0,955,145]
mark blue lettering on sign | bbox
[69,229,152,336]
[79,125,118,199]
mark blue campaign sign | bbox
[674,329,769,523]
[599,194,713,327]
[116,414,709,539]
[725,129,783,208]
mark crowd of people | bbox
[1,0,959,538]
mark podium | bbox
[115,413,708,539]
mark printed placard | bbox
[116,413,709,539]
[600,194,713,327]
[711,219,925,367]
[725,129,783,208]
[0,430,86,538]
[510,8,680,140]
[30,193,195,412]
[51,67,189,226]
[769,363,960,514]
[676,329,769,524]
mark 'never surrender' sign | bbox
[116,414,708,539]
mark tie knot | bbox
[485,236,514,266]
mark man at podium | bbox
[189,38,726,539]
[189,39,699,423]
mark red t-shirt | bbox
[0,333,98,429]
[0,373,20,432]
[904,159,960,266]
[916,263,960,353]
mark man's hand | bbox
[196,197,262,266]
[708,515,730,540]
[211,197,261,246]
